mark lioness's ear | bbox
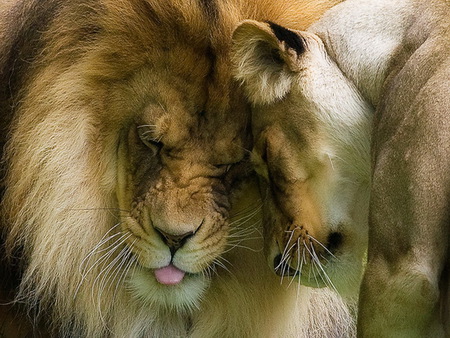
[231,20,306,104]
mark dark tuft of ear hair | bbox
[267,21,305,55]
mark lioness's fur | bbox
[312,0,450,335]
[234,0,450,336]
[0,0,355,336]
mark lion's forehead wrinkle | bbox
[157,121,246,165]
[134,85,248,162]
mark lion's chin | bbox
[128,267,210,312]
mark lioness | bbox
[0,0,353,336]
[231,21,371,301]
[232,0,450,336]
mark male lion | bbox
[232,0,450,336]
[0,0,353,337]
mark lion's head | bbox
[1,0,254,333]
[114,53,252,309]
[231,20,372,296]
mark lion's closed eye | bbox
[137,124,163,154]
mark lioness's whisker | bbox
[308,235,337,259]
[288,238,302,288]
[320,254,330,263]
[295,245,304,298]
[280,256,293,285]
[279,231,296,265]
[304,242,314,283]
[276,239,297,271]
[310,242,337,292]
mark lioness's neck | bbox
[310,0,414,107]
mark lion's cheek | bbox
[174,223,229,274]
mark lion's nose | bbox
[155,228,193,250]
[154,222,203,255]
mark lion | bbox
[0,0,356,336]
[232,0,450,336]
[231,20,372,302]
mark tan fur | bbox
[233,0,450,335]
[0,0,354,336]
[307,0,450,335]
[231,20,371,302]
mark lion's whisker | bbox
[79,229,125,273]
[227,225,259,238]
[230,199,262,215]
[83,222,122,252]
[100,248,128,301]
[203,264,217,278]
[91,245,131,333]
[229,205,262,227]
[58,208,131,221]
[213,258,230,274]
[226,236,263,244]
[80,232,130,277]
[137,124,157,129]
[75,233,131,300]
[113,250,136,300]
[224,241,263,253]
[94,244,132,322]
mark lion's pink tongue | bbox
[154,264,185,285]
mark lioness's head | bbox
[232,20,372,295]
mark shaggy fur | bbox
[0,0,356,337]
